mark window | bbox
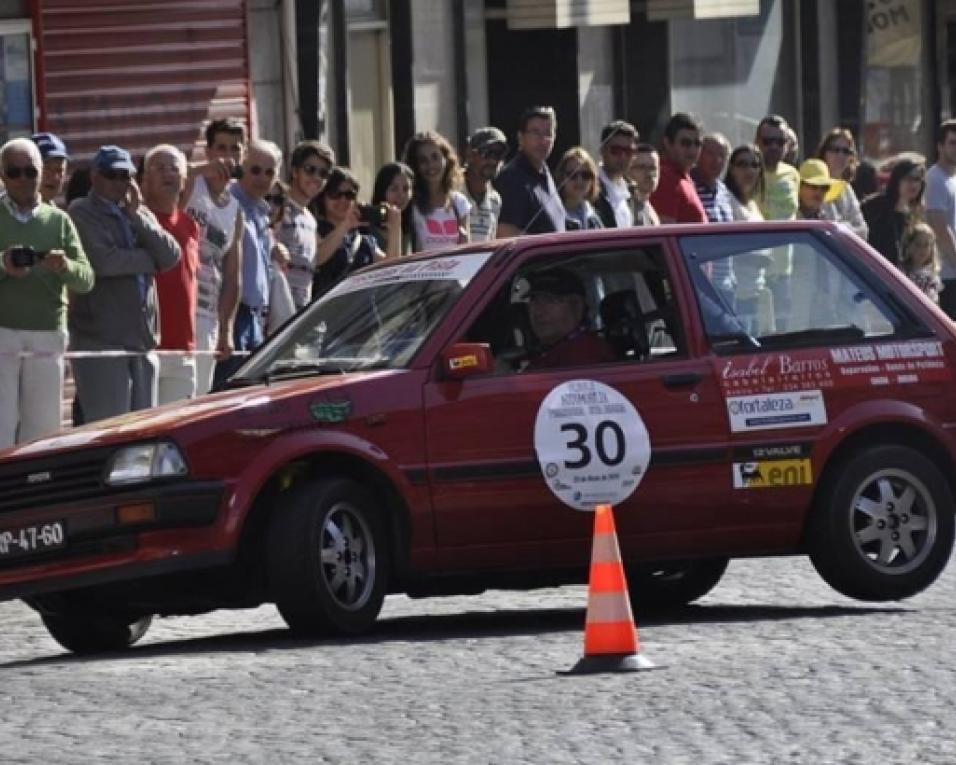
[680,231,902,354]
[464,246,685,373]
[0,19,33,143]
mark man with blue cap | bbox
[68,144,181,422]
[31,132,69,204]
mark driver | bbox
[524,268,616,370]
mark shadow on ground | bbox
[0,600,907,668]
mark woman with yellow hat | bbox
[796,158,845,220]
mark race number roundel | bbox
[534,379,651,511]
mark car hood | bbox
[1,370,399,460]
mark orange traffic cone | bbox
[562,504,656,674]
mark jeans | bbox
[213,304,264,390]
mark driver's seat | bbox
[600,290,650,360]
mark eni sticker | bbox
[732,458,812,489]
[534,380,651,512]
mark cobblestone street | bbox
[1,554,954,764]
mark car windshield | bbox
[233,252,493,382]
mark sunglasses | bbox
[328,188,357,201]
[733,159,762,169]
[249,165,276,178]
[827,146,854,156]
[905,172,925,182]
[302,163,331,179]
[567,170,594,181]
[760,136,786,147]
[3,165,39,180]
[607,145,636,157]
[100,168,131,181]
[678,137,703,148]
[477,146,506,160]
[265,194,285,206]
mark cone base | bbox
[558,652,658,675]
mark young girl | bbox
[902,222,943,304]
[402,131,471,253]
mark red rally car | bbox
[2,220,956,654]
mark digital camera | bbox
[357,203,388,228]
[9,246,45,268]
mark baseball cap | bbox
[32,132,69,160]
[468,126,507,152]
[93,145,136,174]
[527,268,585,298]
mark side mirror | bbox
[440,343,494,380]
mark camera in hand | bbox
[9,246,46,268]
[357,203,388,228]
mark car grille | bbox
[0,447,118,514]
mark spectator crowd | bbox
[2,105,956,450]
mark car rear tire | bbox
[267,478,388,637]
[626,558,729,611]
[40,611,152,655]
[808,445,955,601]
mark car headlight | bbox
[105,442,188,486]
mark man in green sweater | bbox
[0,138,94,449]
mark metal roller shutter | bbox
[38,0,250,162]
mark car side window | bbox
[463,246,686,374]
[679,231,903,353]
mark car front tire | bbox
[40,612,152,655]
[808,445,955,601]
[267,478,388,637]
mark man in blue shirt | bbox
[494,106,566,237]
[213,139,281,386]
[692,132,736,308]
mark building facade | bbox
[1,0,954,188]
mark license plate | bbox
[0,521,66,560]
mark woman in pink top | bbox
[402,131,471,253]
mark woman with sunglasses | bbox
[724,144,766,221]
[816,128,868,239]
[402,131,471,253]
[554,147,604,230]
[371,162,415,256]
[724,144,774,333]
[312,167,399,298]
[263,180,296,334]
[861,158,927,267]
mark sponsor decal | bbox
[726,390,827,433]
[720,353,834,395]
[448,354,478,370]
[732,458,813,489]
[324,252,493,299]
[309,398,353,423]
[26,471,52,485]
[733,442,811,461]
[829,340,951,386]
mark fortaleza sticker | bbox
[732,458,813,489]
[534,380,651,512]
[726,390,827,433]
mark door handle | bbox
[661,372,703,389]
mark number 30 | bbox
[560,421,625,469]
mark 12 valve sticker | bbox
[534,380,651,511]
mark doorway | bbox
[484,20,580,168]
